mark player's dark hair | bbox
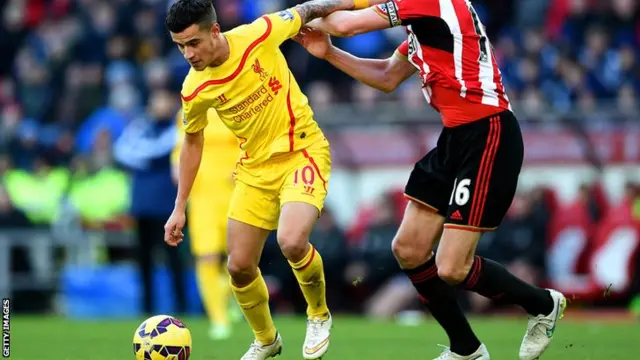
[165,0,217,33]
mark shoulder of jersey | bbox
[225,19,267,40]
[181,68,205,102]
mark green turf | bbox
[8,315,639,359]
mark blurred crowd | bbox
[1,0,639,175]
[1,0,640,314]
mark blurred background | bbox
[1,0,640,331]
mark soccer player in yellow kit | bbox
[162,0,379,359]
[171,108,238,340]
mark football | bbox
[133,315,192,360]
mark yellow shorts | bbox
[188,197,230,256]
[228,141,331,230]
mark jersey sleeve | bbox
[376,0,438,26]
[180,94,209,134]
[395,40,409,58]
[171,110,185,167]
[254,9,303,47]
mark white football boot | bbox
[434,344,490,359]
[519,289,567,360]
[240,333,283,360]
[302,314,332,359]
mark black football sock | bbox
[404,257,482,356]
[462,256,554,316]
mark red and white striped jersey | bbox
[375,0,512,127]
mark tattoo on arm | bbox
[294,0,352,24]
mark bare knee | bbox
[277,203,317,263]
[225,218,271,287]
[227,255,258,287]
[436,260,471,285]
[392,235,432,269]
[277,231,310,263]
[391,201,443,269]
[435,228,481,285]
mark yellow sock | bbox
[195,260,229,327]
[230,269,277,344]
[289,246,330,320]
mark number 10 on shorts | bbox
[449,178,471,206]
[293,165,316,195]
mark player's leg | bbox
[278,204,329,319]
[219,218,243,324]
[227,181,282,359]
[396,148,484,358]
[436,229,557,314]
[188,203,231,340]
[436,112,564,360]
[278,148,331,360]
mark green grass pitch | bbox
[8,315,639,359]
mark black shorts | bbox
[405,110,524,231]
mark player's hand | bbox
[294,27,332,59]
[164,209,186,247]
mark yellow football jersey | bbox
[172,108,239,194]
[180,9,324,170]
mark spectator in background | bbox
[0,104,21,152]
[0,154,11,176]
[515,0,550,29]
[559,0,598,50]
[345,191,403,314]
[75,83,141,154]
[309,208,349,311]
[617,84,638,120]
[56,62,105,129]
[46,129,75,167]
[0,185,31,229]
[0,0,29,78]
[6,113,41,170]
[66,130,130,229]
[0,183,34,303]
[607,0,638,47]
[113,89,184,315]
[3,155,69,227]
[473,0,515,39]
[13,47,52,121]
[580,25,620,98]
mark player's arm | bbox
[293,0,387,25]
[173,96,208,211]
[171,111,186,184]
[325,46,415,93]
[296,31,415,93]
[306,1,400,37]
[175,129,203,211]
[259,0,387,46]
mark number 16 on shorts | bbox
[449,178,471,206]
[447,178,472,224]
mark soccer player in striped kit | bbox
[296,1,566,359]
